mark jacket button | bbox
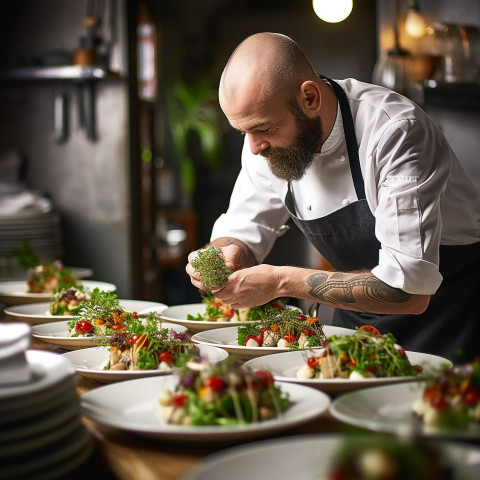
[342,198,350,205]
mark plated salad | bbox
[296,326,422,380]
[67,289,129,337]
[412,358,480,431]
[321,434,455,480]
[187,295,289,323]
[26,260,80,293]
[237,308,325,350]
[100,314,197,372]
[158,359,290,425]
[47,287,91,316]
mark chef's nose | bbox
[247,133,269,155]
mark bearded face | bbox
[262,99,323,181]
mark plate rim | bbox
[81,376,331,442]
[329,380,480,439]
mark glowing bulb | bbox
[312,0,353,24]
[405,8,427,38]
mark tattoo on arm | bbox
[307,272,411,312]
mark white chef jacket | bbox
[211,78,480,295]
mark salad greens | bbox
[27,260,79,293]
[159,358,290,425]
[106,313,194,371]
[306,327,421,378]
[187,294,289,322]
[412,358,480,431]
[237,308,325,349]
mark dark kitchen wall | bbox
[0,0,133,297]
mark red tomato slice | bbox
[159,352,174,364]
[358,325,381,335]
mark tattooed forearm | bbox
[307,272,412,312]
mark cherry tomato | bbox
[112,324,125,331]
[297,314,307,321]
[75,320,94,334]
[396,346,406,355]
[412,365,423,373]
[462,387,480,405]
[130,333,149,348]
[303,328,316,336]
[172,393,188,407]
[255,370,274,386]
[283,334,296,343]
[223,309,234,318]
[159,352,174,364]
[204,376,224,390]
[132,312,139,319]
[359,325,381,335]
[307,356,318,369]
[430,392,447,410]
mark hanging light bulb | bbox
[405,0,427,38]
[312,0,353,24]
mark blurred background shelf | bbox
[0,64,119,81]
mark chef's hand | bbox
[185,244,244,292]
[212,264,280,309]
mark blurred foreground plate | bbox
[184,433,480,480]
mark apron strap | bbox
[321,76,366,200]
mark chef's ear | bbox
[299,81,321,114]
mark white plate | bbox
[81,376,330,443]
[0,280,116,305]
[0,349,74,401]
[0,266,93,282]
[31,320,187,351]
[62,344,229,383]
[4,299,167,325]
[191,325,354,360]
[184,433,480,480]
[330,381,480,439]
[143,303,289,332]
[243,350,452,396]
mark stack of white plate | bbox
[0,211,62,280]
[0,350,94,480]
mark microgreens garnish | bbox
[191,247,231,293]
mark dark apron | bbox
[284,77,480,363]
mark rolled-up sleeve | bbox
[211,140,290,263]
[368,118,450,294]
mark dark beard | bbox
[263,102,323,181]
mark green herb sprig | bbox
[191,247,231,294]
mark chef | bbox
[186,32,480,363]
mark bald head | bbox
[219,33,318,110]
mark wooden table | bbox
[25,334,347,480]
